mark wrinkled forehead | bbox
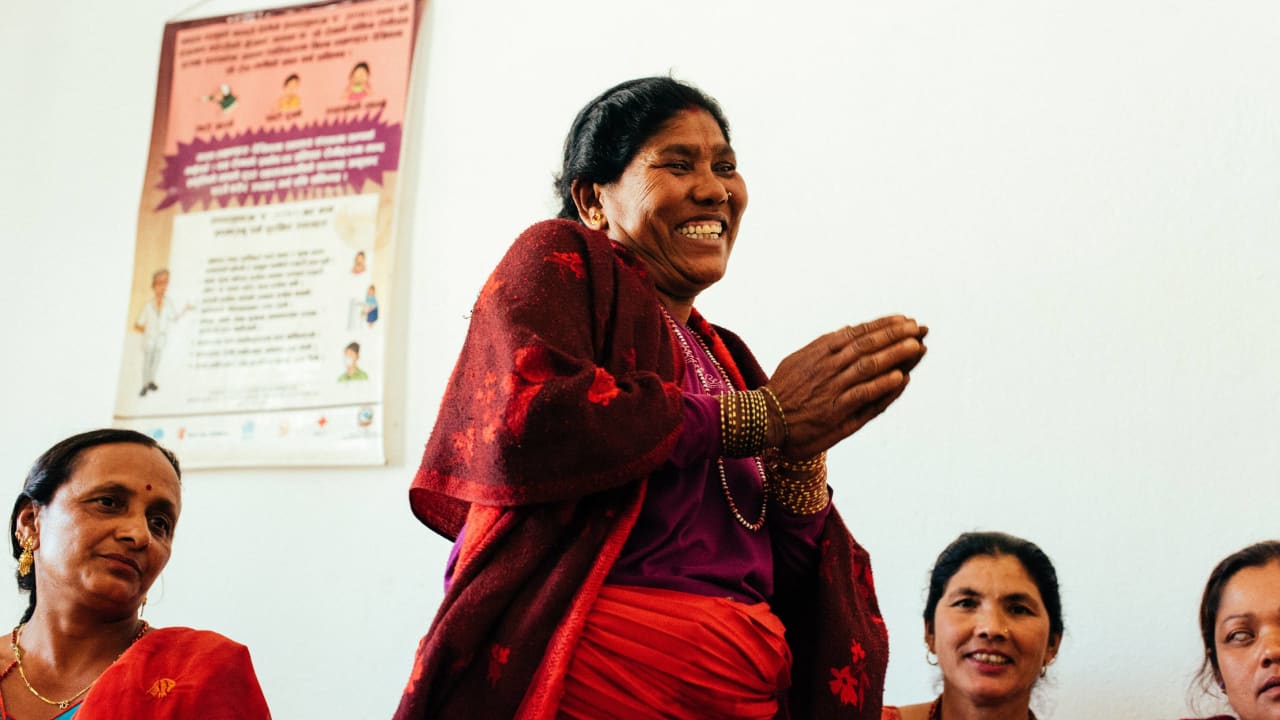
[642,108,731,154]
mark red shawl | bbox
[398,219,888,719]
[75,627,270,719]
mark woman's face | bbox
[928,554,1060,710]
[1215,560,1280,720]
[19,443,180,615]
[597,108,748,303]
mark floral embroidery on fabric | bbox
[828,638,871,709]
[487,643,511,687]
[505,346,556,437]
[546,251,586,280]
[586,367,620,406]
[451,427,476,462]
[147,678,177,699]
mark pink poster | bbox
[115,0,425,468]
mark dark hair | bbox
[151,268,169,286]
[924,531,1065,642]
[1196,541,1280,691]
[351,62,370,76]
[554,76,732,221]
[346,341,360,354]
[284,73,300,85]
[10,429,181,623]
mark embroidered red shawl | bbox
[75,627,270,719]
[397,219,888,719]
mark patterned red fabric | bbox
[75,627,270,719]
[397,219,889,719]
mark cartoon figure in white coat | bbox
[132,269,191,397]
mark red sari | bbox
[397,219,889,719]
[77,627,270,719]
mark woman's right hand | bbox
[765,315,927,460]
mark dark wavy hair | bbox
[554,76,731,221]
[1195,540,1280,694]
[923,531,1065,644]
[10,429,181,623]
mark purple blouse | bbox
[603,318,829,604]
[445,318,829,604]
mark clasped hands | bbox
[763,315,927,461]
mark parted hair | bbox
[555,76,731,222]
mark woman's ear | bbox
[15,499,39,546]
[570,179,607,231]
[924,624,935,654]
[1044,632,1062,666]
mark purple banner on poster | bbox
[156,113,402,210]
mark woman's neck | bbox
[19,605,142,674]
[937,691,1033,720]
[657,292,694,324]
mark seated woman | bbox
[1,429,271,719]
[883,532,1063,720]
[395,77,928,719]
[1182,541,1280,720]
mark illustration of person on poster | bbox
[132,268,193,397]
[114,0,424,467]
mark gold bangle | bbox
[775,450,826,473]
[720,390,769,458]
[759,386,789,447]
[771,464,830,515]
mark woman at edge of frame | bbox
[0,428,271,719]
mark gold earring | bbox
[925,649,938,666]
[140,595,148,617]
[17,536,35,578]
[589,209,603,227]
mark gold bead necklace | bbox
[661,306,767,531]
[10,620,149,709]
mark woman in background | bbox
[0,429,270,719]
[883,532,1063,720]
[1183,541,1280,720]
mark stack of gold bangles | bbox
[720,388,830,515]
[720,390,769,457]
[768,450,830,515]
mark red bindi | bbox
[145,484,152,491]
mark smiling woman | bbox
[883,532,1064,720]
[1,429,271,719]
[396,77,929,719]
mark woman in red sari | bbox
[1182,541,1280,720]
[2,429,271,719]
[397,76,928,719]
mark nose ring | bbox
[726,191,733,200]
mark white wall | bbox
[3,1,1277,717]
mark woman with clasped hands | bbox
[1,429,271,719]
[395,76,927,719]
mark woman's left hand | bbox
[763,315,927,460]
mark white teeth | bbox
[971,653,1011,665]
[677,221,723,239]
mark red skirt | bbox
[558,584,791,719]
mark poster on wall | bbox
[114,0,425,467]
